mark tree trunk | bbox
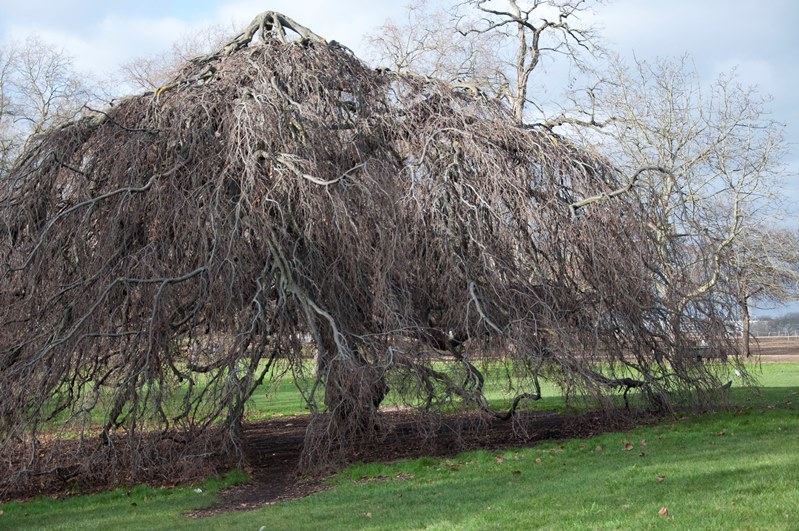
[316,324,388,436]
[740,291,751,358]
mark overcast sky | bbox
[1,0,797,314]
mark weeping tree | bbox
[0,12,742,489]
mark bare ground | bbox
[187,408,656,518]
[751,336,799,362]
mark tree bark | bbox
[740,290,751,358]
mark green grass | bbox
[243,361,568,421]
[248,361,799,419]
[2,363,797,530]
[0,471,248,530]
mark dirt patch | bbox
[751,337,799,361]
[188,408,655,517]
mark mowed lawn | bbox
[1,364,797,530]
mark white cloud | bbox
[5,15,194,75]
[1,1,406,79]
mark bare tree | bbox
[725,226,799,356]
[367,0,603,125]
[0,37,92,176]
[577,55,788,362]
[364,0,503,91]
[461,0,603,124]
[0,12,742,494]
[120,22,236,92]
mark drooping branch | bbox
[570,166,670,217]
[0,11,743,489]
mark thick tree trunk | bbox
[316,324,388,436]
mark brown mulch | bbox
[187,408,656,517]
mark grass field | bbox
[1,363,797,530]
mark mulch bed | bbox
[187,408,656,517]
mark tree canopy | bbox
[0,11,743,488]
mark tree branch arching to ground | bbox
[0,11,742,493]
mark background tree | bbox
[725,225,799,356]
[572,55,790,361]
[364,0,503,91]
[367,0,603,125]
[0,37,93,176]
[119,23,236,92]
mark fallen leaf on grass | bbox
[366,512,372,519]
[623,443,634,451]
[357,475,390,484]
[595,445,603,452]
[658,507,669,517]
[495,455,504,464]
[657,475,666,482]
[712,431,725,437]
[0,510,4,516]
[656,434,665,440]
[639,451,646,457]
[535,457,542,463]
[639,439,647,447]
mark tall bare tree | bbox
[461,0,602,124]
[0,37,92,175]
[119,22,236,92]
[367,0,603,125]
[364,0,503,91]
[576,55,789,358]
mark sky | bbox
[1,0,797,313]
